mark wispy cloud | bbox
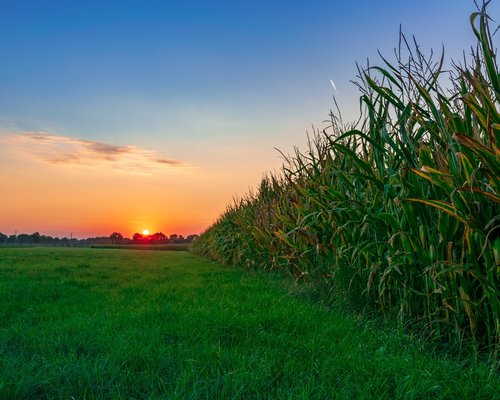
[2,132,188,174]
[154,158,184,166]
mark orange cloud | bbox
[2,132,188,175]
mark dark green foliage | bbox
[193,4,499,358]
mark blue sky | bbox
[1,1,495,141]
[0,0,498,236]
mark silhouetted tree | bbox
[150,232,167,243]
[132,233,144,243]
[109,232,124,244]
[17,234,31,244]
[0,230,200,246]
[31,232,41,243]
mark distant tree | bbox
[0,231,199,246]
[132,233,144,243]
[17,234,31,244]
[41,235,54,245]
[151,232,167,243]
[31,232,41,243]
[87,236,111,245]
[109,232,124,244]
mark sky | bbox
[0,0,498,238]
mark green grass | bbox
[89,243,192,251]
[0,248,497,399]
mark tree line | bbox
[0,231,199,246]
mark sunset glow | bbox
[0,1,493,239]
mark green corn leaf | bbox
[364,74,406,111]
[456,152,474,185]
[330,142,384,189]
[456,186,500,203]
[406,198,469,226]
[371,213,400,231]
[330,129,385,152]
[470,11,500,101]
[370,65,404,92]
[454,133,500,190]
[416,87,446,139]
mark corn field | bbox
[193,3,499,357]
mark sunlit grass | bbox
[0,247,497,399]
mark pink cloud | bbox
[2,131,188,174]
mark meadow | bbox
[0,247,498,399]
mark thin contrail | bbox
[330,79,338,92]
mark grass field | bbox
[89,244,192,251]
[0,247,498,399]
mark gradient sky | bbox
[1,0,497,238]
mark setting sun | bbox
[142,229,150,235]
